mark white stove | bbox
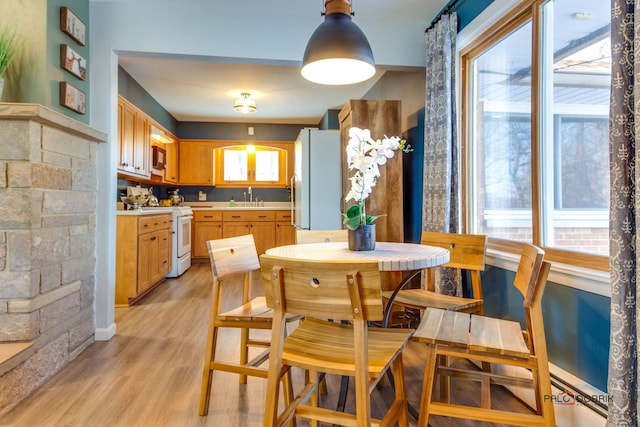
[143,206,193,277]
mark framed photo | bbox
[60,44,87,80]
[60,7,86,46]
[59,82,86,115]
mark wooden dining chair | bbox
[382,231,488,327]
[199,234,299,416]
[260,254,414,427]
[295,228,348,244]
[412,243,555,427]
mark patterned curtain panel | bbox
[422,13,460,295]
[608,1,639,424]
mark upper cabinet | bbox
[163,137,179,184]
[118,96,150,179]
[179,140,215,185]
[117,95,179,184]
[215,145,288,187]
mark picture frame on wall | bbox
[60,44,87,80]
[59,82,86,115]
[60,7,86,46]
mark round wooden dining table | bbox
[265,241,450,272]
[265,241,450,325]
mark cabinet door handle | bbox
[258,215,267,218]
[232,215,241,218]
[150,236,156,241]
[204,215,213,218]
[143,224,149,227]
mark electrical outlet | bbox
[198,191,206,201]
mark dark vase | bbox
[348,224,376,251]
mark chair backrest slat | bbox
[260,255,382,321]
[420,231,487,272]
[524,260,551,355]
[513,243,545,307]
[206,234,260,280]
[296,229,348,244]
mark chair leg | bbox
[391,355,409,427]
[240,327,249,384]
[438,354,450,403]
[417,345,438,427]
[480,361,492,408]
[309,370,319,427]
[199,324,219,415]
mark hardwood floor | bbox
[0,263,534,427]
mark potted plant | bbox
[0,26,16,98]
[342,127,412,250]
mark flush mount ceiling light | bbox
[301,0,375,85]
[234,93,257,113]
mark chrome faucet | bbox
[248,186,253,206]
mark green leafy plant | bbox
[0,26,16,77]
[342,127,412,231]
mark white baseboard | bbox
[94,323,117,341]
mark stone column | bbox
[0,103,106,416]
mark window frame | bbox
[460,0,609,271]
[213,142,291,188]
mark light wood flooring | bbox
[0,262,534,427]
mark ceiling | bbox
[116,0,449,125]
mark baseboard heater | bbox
[550,373,608,419]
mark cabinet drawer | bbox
[158,229,171,250]
[194,211,223,222]
[223,210,275,222]
[275,211,293,222]
[139,214,172,233]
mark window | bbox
[215,144,289,187]
[462,0,611,269]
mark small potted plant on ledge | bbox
[0,25,16,99]
[342,127,412,251]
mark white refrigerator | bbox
[292,128,342,230]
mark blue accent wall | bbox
[481,266,610,392]
[430,0,495,31]
[403,108,425,243]
[177,122,315,141]
[118,66,179,134]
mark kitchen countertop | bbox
[116,208,174,216]
[185,202,291,211]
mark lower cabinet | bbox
[193,211,223,258]
[222,210,276,255]
[275,211,296,246]
[192,209,295,260]
[116,214,172,306]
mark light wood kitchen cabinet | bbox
[221,210,276,255]
[164,137,179,183]
[118,96,150,179]
[339,100,403,243]
[116,214,172,306]
[179,140,215,185]
[275,210,296,246]
[192,211,223,258]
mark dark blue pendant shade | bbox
[301,12,375,85]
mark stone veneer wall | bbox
[0,103,106,416]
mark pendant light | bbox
[301,0,375,85]
[234,93,257,113]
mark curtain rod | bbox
[425,0,465,32]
